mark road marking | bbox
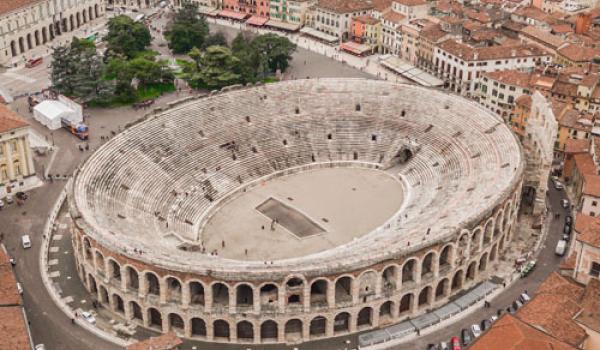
[63,296,74,303]
[54,234,64,240]
[48,259,59,266]
[49,247,60,253]
[49,271,61,278]
[59,224,67,230]
[2,72,36,83]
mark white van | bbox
[21,235,31,249]
[555,240,567,256]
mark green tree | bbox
[105,15,151,59]
[203,32,228,49]
[165,1,209,54]
[230,33,260,83]
[251,33,296,74]
[186,46,240,89]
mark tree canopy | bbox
[165,1,209,54]
[105,15,152,59]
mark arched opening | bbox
[189,281,205,305]
[76,13,81,28]
[145,272,160,296]
[490,244,498,262]
[435,278,448,300]
[451,270,463,291]
[382,266,398,292]
[99,285,109,304]
[108,259,121,282]
[83,9,87,23]
[310,279,328,308]
[126,266,139,290]
[466,261,477,281]
[168,313,184,333]
[484,221,493,245]
[259,284,278,310]
[89,6,94,20]
[402,259,416,283]
[191,318,206,337]
[236,284,254,309]
[26,33,32,50]
[34,30,40,46]
[439,245,452,269]
[471,229,482,254]
[212,283,229,309]
[95,251,105,273]
[284,319,302,341]
[260,320,278,341]
[88,274,97,293]
[18,37,25,53]
[357,307,373,328]
[130,301,142,321]
[358,271,377,303]
[421,253,435,278]
[166,277,182,303]
[379,301,394,325]
[213,320,230,340]
[286,277,304,307]
[499,235,505,253]
[42,27,48,43]
[69,15,74,31]
[334,312,350,334]
[112,294,124,313]
[10,41,17,57]
[418,286,432,307]
[148,308,162,330]
[310,316,327,338]
[494,215,502,239]
[399,293,413,315]
[237,321,254,341]
[479,252,488,271]
[95,4,99,18]
[335,277,352,305]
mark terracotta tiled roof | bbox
[564,138,590,154]
[354,15,380,25]
[513,6,551,22]
[583,174,600,198]
[560,253,576,270]
[574,213,599,234]
[574,153,596,176]
[439,15,463,25]
[551,23,573,34]
[575,279,600,333]
[552,81,578,98]
[0,104,28,134]
[520,25,564,50]
[482,70,534,88]
[517,273,587,347]
[464,8,491,23]
[438,39,547,61]
[371,0,392,11]
[420,25,447,41]
[558,44,600,63]
[317,0,374,13]
[126,332,183,350]
[0,306,31,350]
[382,10,406,23]
[0,0,41,15]
[470,314,577,350]
[577,216,600,248]
[393,0,427,6]
[0,265,21,307]
[515,94,532,107]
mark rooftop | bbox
[317,0,374,13]
[482,70,534,88]
[438,39,547,61]
[558,44,600,63]
[0,307,31,350]
[0,104,28,134]
[0,0,41,15]
[583,174,600,198]
[126,332,182,350]
[520,25,564,49]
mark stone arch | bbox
[284,319,302,341]
[41,27,48,43]
[26,33,32,50]
[285,276,305,307]
[112,293,124,313]
[402,258,417,283]
[439,244,453,269]
[260,320,278,341]
[334,312,350,334]
[125,265,139,290]
[10,41,17,57]
[237,320,254,341]
[95,251,105,273]
[399,293,414,315]
[451,269,463,291]
[99,285,109,304]
[379,300,394,325]
[259,283,278,309]
[479,252,488,271]
[310,279,329,308]
[471,228,482,254]
[466,260,477,281]
[418,286,432,307]
[483,219,494,245]
[490,243,498,262]
[191,318,207,337]
[235,283,254,309]
[381,265,399,292]
[213,319,230,340]
[498,234,505,252]
[458,231,470,248]
[87,274,97,293]
[18,37,25,53]
[309,316,327,338]
[76,12,81,28]
[108,258,121,282]
[145,272,160,296]
[357,307,373,328]
[168,313,184,334]
[83,9,87,23]
[421,251,436,278]
[83,237,92,261]
[334,275,353,305]
[358,270,377,302]
[129,301,142,321]
[494,211,503,239]
[34,30,40,46]
[166,276,182,303]
[147,308,162,330]
[211,282,229,309]
[189,281,205,305]
[435,278,449,300]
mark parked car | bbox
[507,305,517,314]
[554,180,564,190]
[519,292,531,303]
[561,199,570,208]
[490,315,498,323]
[16,282,23,295]
[481,318,492,331]
[471,324,482,338]
[451,336,461,350]
[564,223,572,234]
[514,300,523,310]
[34,345,46,350]
[81,311,96,325]
[439,341,449,350]
[555,240,567,256]
[565,215,572,225]
[461,328,472,346]
[25,57,43,68]
[21,235,31,249]
[15,192,28,200]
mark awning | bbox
[266,19,301,31]
[379,55,444,87]
[299,27,339,43]
[246,15,268,26]
[198,6,219,16]
[218,10,248,20]
[340,41,372,55]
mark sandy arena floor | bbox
[201,167,405,261]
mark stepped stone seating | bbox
[71,78,523,279]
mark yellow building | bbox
[511,94,532,141]
[0,104,37,199]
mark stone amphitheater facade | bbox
[67,78,524,344]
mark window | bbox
[593,201,598,207]
[591,262,600,278]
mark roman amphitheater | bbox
[67,78,524,344]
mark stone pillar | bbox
[254,321,261,344]
[278,286,286,312]
[205,285,213,312]
[351,279,359,305]
[124,300,133,320]
[5,142,15,179]
[253,287,260,313]
[302,319,310,341]
[277,320,285,342]
[159,279,167,304]
[206,321,214,341]
[24,136,35,176]
[391,301,399,320]
[326,316,334,337]
[182,283,191,308]
[372,310,380,328]
[349,313,358,333]
[142,310,150,327]
[16,137,27,176]
[230,321,237,342]
[121,270,128,292]
[326,282,335,307]
[184,318,192,338]
[229,288,236,313]
[162,313,169,333]
[375,276,382,298]
[303,285,310,312]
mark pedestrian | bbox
[71,318,75,324]
[222,240,225,248]
[245,249,248,256]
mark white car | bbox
[561,199,570,208]
[16,282,23,295]
[471,324,482,338]
[554,179,564,190]
[21,235,31,249]
[81,311,96,325]
[34,345,46,350]
[490,315,498,323]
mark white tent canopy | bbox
[33,100,80,130]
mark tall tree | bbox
[165,1,209,54]
[105,15,151,59]
[251,33,296,74]
[192,46,241,89]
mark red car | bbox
[451,336,462,350]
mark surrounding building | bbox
[0,104,38,200]
[309,0,373,40]
[0,247,31,350]
[572,215,600,286]
[0,0,105,68]
[126,332,183,350]
[269,0,314,26]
